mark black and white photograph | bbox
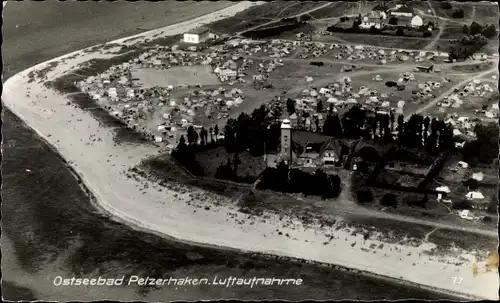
[2,0,499,301]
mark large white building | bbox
[183,27,216,44]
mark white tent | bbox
[452,129,462,136]
[472,172,484,181]
[458,161,469,168]
[466,191,484,200]
[436,186,451,194]
[411,15,423,27]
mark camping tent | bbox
[466,191,485,200]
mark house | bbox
[415,64,434,73]
[183,27,216,44]
[389,4,414,17]
[360,11,387,29]
[411,15,423,28]
[319,139,341,166]
[279,126,344,169]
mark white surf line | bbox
[3,2,499,301]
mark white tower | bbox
[280,119,292,166]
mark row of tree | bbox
[307,105,454,154]
[449,34,488,60]
[257,161,342,199]
[223,104,282,156]
[462,22,497,39]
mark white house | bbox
[183,27,216,44]
[360,11,387,29]
[411,15,423,28]
[389,4,414,17]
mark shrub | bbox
[482,24,497,39]
[385,81,397,87]
[423,31,432,37]
[380,193,398,207]
[452,9,464,19]
[469,21,483,35]
[369,26,380,34]
[356,189,374,203]
[441,2,452,9]
[388,17,398,25]
[396,28,404,36]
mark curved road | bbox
[2,1,465,302]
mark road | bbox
[236,2,334,35]
[423,1,444,51]
[409,66,497,118]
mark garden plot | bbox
[131,65,221,88]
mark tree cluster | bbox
[320,106,454,154]
[223,104,281,156]
[171,135,203,175]
[463,22,497,39]
[257,161,342,199]
[452,8,464,19]
[449,34,488,60]
[461,122,499,165]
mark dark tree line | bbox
[257,161,342,199]
[449,34,488,61]
[462,122,499,165]
[463,22,497,38]
[171,135,203,175]
[223,104,282,156]
[320,105,454,154]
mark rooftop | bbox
[187,27,210,35]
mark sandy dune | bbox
[3,1,498,300]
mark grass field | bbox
[206,1,332,35]
[131,66,221,88]
[195,146,266,180]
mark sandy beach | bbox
[3,1,498,300]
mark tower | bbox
[280,119,292,166]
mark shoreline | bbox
[3,1,498,300]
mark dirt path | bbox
[236,2,334,35]
[424,1,445,51]
[336,201,496,237]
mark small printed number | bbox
[452,277,463,284]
